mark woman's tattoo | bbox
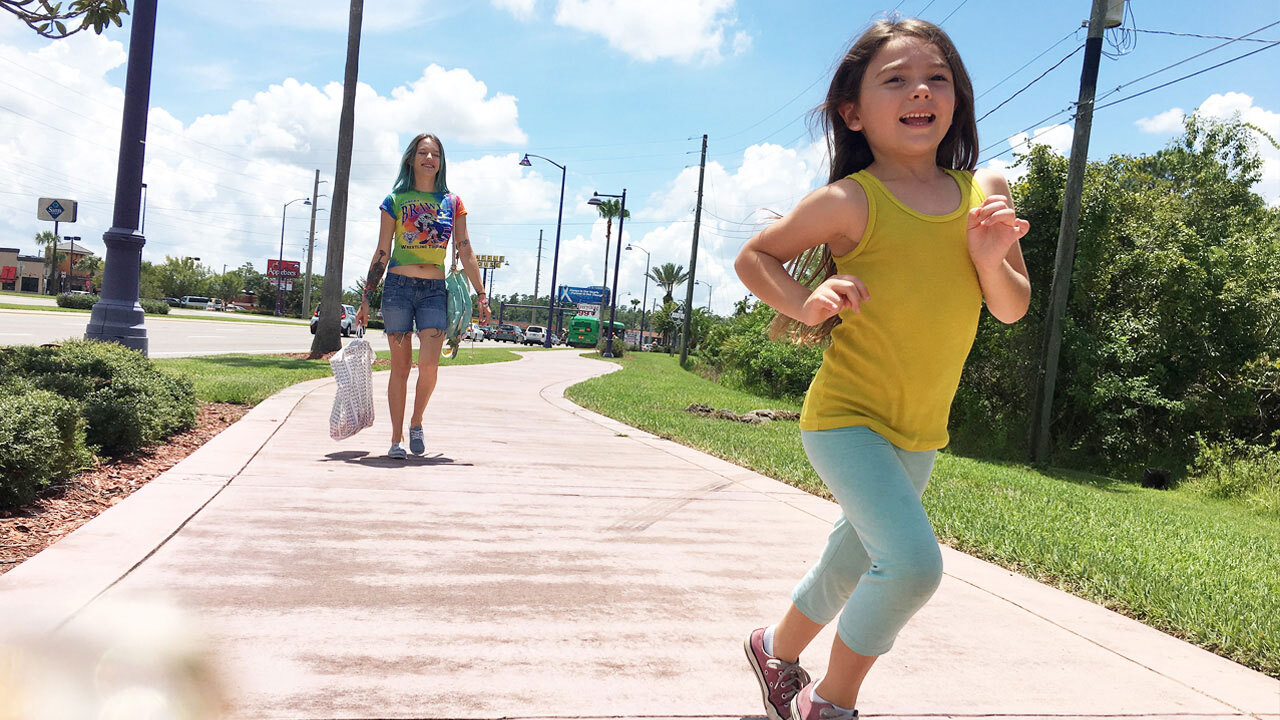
[363,250,387,304]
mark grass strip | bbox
[564,352,1280,677]
[157,347,520,405]
[0,302,309,326]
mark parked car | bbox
[462,323,484,341]
[180,295,216,310]
[310,303,365,337]
[483,325,498,339]
[160,297,181,306]
[522,325,547,345]
[493,323,524,343]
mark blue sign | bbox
[557,285,609,304]
[45,200,64,219]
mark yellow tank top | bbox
[798,168,986,451]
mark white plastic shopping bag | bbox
[328,338,376,440]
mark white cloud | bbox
[1195,92,1280,206]
[1135,107,1186,134]
[492,0,537,21]
[1009,123,1073,157]
[186,0,443,33]
[0,32,541,293]
[553,0,750,64]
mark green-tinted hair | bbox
[392,133,450,194]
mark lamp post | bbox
[276,197,310,315]
[519,153,566,347]
[626,242,650,348]
[696,279,713,312]
[588,189,626,357]
[490,260,510,299]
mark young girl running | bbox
[736,18,1030,720]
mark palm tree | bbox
[595,198,630,292]
[75,254,104,291]
[646,262,689,305]
[35,230,61,294]
[311,0,363,356]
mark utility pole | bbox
[534,229,543,298]
[303,168,324,316]
[679,134,707,368]
[1029,0,1110,463]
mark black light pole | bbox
[588,189,626,357]
[626,242,650,348]
[276,197,310,315]
[85,0,158,354]
[519,153,566,347]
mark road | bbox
[0,307,531,357]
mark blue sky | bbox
[2,0,1277,312]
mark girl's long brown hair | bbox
[769,17,978,345]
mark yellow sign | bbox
[474,254,505,269]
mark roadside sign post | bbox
[37,198,77,295]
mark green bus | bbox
[567,315,625,348]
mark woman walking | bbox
[356,133,491,458]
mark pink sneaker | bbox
[790,679,859,719]
[744,627,811,720]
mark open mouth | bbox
[900,112,935,126]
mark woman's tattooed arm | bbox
[363,249,387,304]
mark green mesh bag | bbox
[442,245,472,359]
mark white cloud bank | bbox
[553,0,750,64]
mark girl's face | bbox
[413,137,441,178]
[841,36,956,160]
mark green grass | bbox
[565,352,1280,677]
[0,301,308,325]
[157,347,521,405]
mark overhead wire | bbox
[976,43,1085,124]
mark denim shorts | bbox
[381,273,446,334]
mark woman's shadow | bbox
[322,450,472,468]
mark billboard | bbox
[557,285,609,305]
[267,259,300,279]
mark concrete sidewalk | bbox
[1,350,1276,719]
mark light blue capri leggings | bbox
[792,425,943,657]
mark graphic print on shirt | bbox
[400,200,452,249]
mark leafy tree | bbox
[2,0,128,39]
[952,113,1280,474]
[210,269,245,305]
[138,260,161,299]
[646,262,689,305]
[156,256,211,300]
[34,230,60,293]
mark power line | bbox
[1093,40,1280,113]
[1131,27,1279,43]
[977,27,1080,100]
[1095,18,1280,104]
[976,44,1085,124]
[937,0,970,26]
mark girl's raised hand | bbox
[967,195,1030,274]
[801,274,869,326]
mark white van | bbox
[180,295,222,311]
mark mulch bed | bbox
[0,403,249,576]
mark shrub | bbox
[596,332,625,357]
[55,293,97,309]
[0,380,92,509]
[140,298,170,314]
[1183,435,1280,517]
[56,293,170,315]
[0,340,197,457]
[700,303,822,400]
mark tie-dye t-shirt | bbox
[379,190,466,269]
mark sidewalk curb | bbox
[0,374,337,635]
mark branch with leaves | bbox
[2,0,128,39]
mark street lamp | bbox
[276,197,310,315]
[588,189,626,357]
[520,153,566,347]
[626,242,650,348]
[696,279,713,312]
[490,260,510,298]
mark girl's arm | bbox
[969,169,1031,324]
[453,214,492,325]
[355,211,395,326]
[734,180,870,326]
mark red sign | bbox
[0,266,15,282]
[267,259,300,279]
